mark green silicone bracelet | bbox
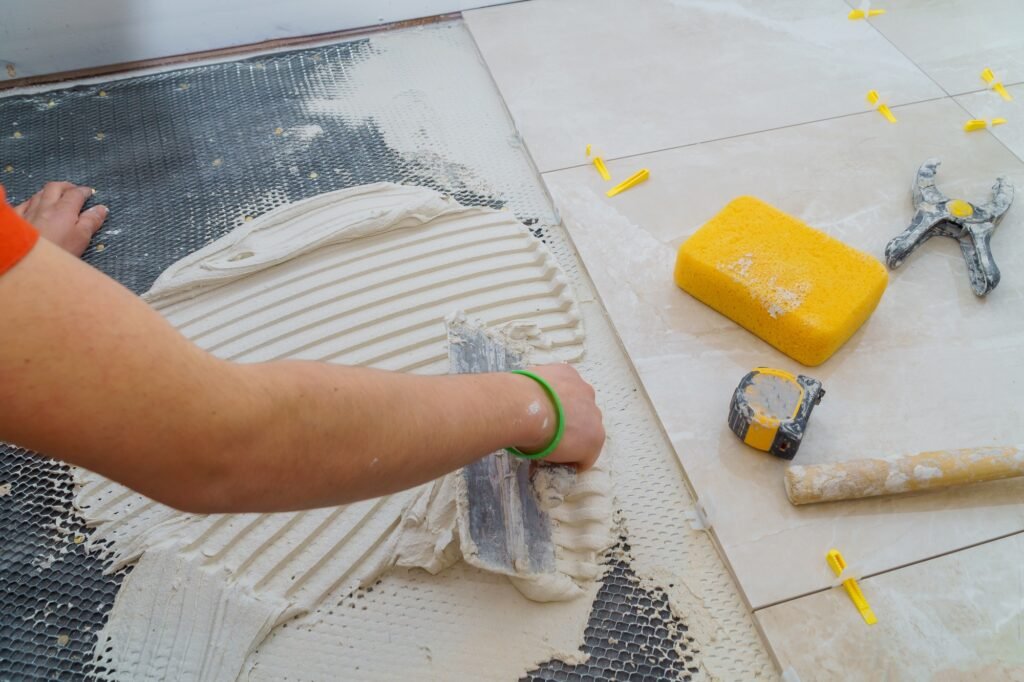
[506,370,566,460]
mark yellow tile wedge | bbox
[867,90,897,123]
[964,118,1007,132]
[827,549,877,626]
[848,5,885,19]
[606,168,649,197]
[981,68,1013,101]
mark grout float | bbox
[76,183,612,679]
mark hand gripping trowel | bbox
[446,315,574,577]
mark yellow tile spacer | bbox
[964,117,1007,132]
[981,68,1013,101]
[866,90,897,123]
[827,549,877,625]
[585,143,592,157]
[606,168,649,197]
[848,2,885,20]
[592,156,611,181]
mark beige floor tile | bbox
[757,533,1024,680]
[545,96,1024,608]
[957,82,1024,160]
[465,0,943,172]
[848,0,1024,96]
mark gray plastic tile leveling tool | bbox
[885,158,1014,296]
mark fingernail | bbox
[93,205,109,216]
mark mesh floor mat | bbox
[0,449,121,679]
[523,538,701,682]
[0,19,737,680]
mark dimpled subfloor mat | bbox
[0,18,772,680]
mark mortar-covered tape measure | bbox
[728,368,825,460]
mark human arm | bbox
[0,236,604,513]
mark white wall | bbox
[0,0,512,81]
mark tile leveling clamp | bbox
[728,368,825,460]
[885,158,1014,296]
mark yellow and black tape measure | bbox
[728,368,825,460]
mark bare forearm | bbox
[0,239,557,513]
[211,362,550,512]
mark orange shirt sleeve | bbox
[0,186,39,276]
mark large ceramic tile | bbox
[757,533,1024,680]
[545,96,1024,608]
[850,0,1024,96]
[465,0,943,172]
[957,82,1024,161]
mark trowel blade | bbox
[447,317,558,577]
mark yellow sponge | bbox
[674,196,887,366]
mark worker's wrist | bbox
[506,372,558,455]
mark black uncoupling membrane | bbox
[0,21,696,680]
[524,538,700,682]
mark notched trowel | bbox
[447,315,574,578]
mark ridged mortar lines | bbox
[74,183,589,678]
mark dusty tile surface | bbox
[757,533,1024,680]
[466,0,942,172]
[849,0,1024,96]
[957,82,1024,161]
[545,97,1024,608]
